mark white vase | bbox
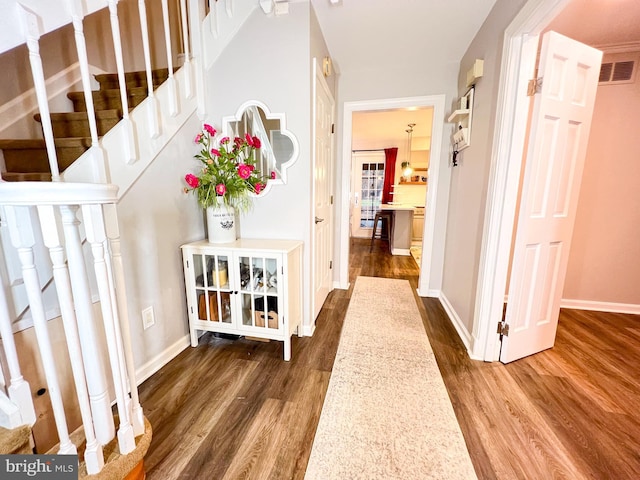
[206,200,236,244]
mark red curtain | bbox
[381,147,397,204]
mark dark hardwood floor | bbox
[138,237,640,479]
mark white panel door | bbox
[501,31,602,363]
[312,61,335,320]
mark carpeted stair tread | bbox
[0,424,32,454]
[47,417,152,480]
[95,68,173,90]
[67,87,148,112]
[34,110,122,138]
[0,137,92,148]
[0,137,91,173]
[2,172,53,182]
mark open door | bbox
[500,31,602,363]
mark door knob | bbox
[315,216,324,224]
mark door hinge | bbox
[331,123,335,134]
[330,195,334,205]
[527,77,543,96]
[497,320,510,336]
[329,260,333,269]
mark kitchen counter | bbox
[379,204,421,255]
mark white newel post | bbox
[82,204,135,455]
[4,206,76,454]
[138,0,161,139]
[37,205,104,474]
[108,0,138,164]
[0,276,36,427]
[60,205,115,446]
[188,0,207,120]
[161,0,179,116]
[104,204,145,436]
[179,0,193,99]
[19,6,60,182]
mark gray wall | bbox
[206,3,316,326]
[440,0,528,332]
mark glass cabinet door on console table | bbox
[180,239,303,361]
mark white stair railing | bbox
[0,181,142,474]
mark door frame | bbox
[472,0,572,361]
[310,57,335,328]
[338,95,447,297]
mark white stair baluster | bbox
[225,0,234,17]
[4,206,76,454]
[19,6,60,182]
[81,204,135,455]
[138,0,161,138]
[208,0,219,37]
[188,0,207,120]
[104,204,144,436]
[68,0,107,183]
[108,0,138,164]
[37,205,105,474]
[179,0,193,99]
[161,0,179,116]
[60,205,115,446]
[0,266,36,427]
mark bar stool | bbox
[370,210,394,252]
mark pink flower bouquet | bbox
[183,124,266,212]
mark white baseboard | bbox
[438,292,474,353]
[135,335,191,386]
[333,280,349,290]
[390,248,411,256]
[560,299,640,315]
[417,288,440,298]
[504,295,640,315]
[303,323,316,337]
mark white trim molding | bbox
[303,323,316,337]
[135,335,191,386]
[560,300,640,315]
[438,292,481,359]
[472,0,571,362]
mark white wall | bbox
[441,0,528,333]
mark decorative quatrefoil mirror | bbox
[220,100,299,194]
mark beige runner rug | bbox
[305,276,478,480]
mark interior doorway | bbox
[338,95,447,297]
[474,0,640,362]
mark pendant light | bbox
[401,123,416,178]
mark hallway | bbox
[138,238,640,479]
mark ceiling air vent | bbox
[599,57,637,85]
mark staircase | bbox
[0,0,262,477]
[0,69,172,182]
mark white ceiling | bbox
[352,108,433,152]
[546,0,640,46]
[310,0,498,74]
[310,0,497,153]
